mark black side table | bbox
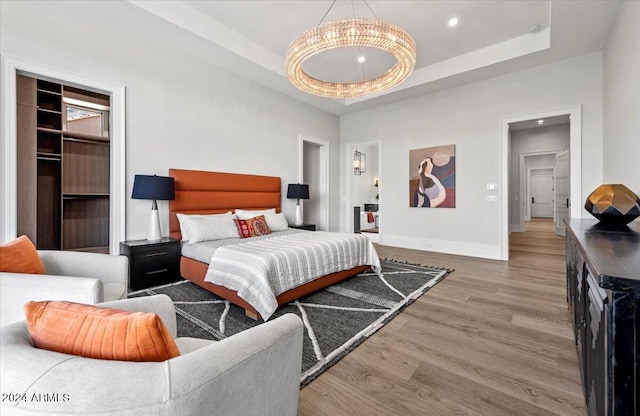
[120,237,181,291]
[288,223,316,231]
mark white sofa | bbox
[0,250,128,326]
[0,295,304,416]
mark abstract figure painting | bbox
[409,145,456,208]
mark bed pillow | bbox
[235,208,276,220]
[183,213,240,244]
[177,212,234,242]
[24,300,180,362]
[177,212,234,241]
[176,213,199,241]
[234,215,271,238]
[0,235,45,274]
[264,213,289,231]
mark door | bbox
[531,171,554,218]
[555,151,570,236]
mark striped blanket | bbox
[204,231,382,320]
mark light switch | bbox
[486,195,498,203]
[486,183,496,191]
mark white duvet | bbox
[201,231,382,320]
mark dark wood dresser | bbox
[565,218,639,416]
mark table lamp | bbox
[287,184,309,226]
[132,174,175,241]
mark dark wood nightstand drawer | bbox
[134,244,179,267]
[120,238,181,291]
[130,265,178,291]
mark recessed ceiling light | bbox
[358,56,365,63]
[537,119,544,125]
[448,17,458,27]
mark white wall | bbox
[340,52,603,259]
[603,0,640,194]
[509,124,570,228]
[526,155,557,170]
[0,1,340,239]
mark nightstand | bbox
[120,237,181,291]
[289,223,316,231]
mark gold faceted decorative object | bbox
[584,184,640,225]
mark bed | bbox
[168,169,380,320]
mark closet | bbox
[16,75,111,253]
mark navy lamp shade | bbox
[132,175,175,241]
[132,175,175,201]
[287,184,309,200]
[287,184,309,226]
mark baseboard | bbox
[362,233,379,243]
[509,224,524,233]
[380,234,502,260]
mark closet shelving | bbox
[17,75,111,253]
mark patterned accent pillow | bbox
[0,235,45,274]
[24,300,180,362]
[234,215,272,238]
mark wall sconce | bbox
[353,149,366,175]
[374,178,379,187]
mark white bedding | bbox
[185,231,382,320]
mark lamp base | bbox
[295,203,303,226]
[148,203,162,242]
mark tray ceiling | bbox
[129,0,621,115]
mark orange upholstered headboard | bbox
[168,169,281,240]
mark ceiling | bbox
[509,115,570,131]
[128,0,621,115]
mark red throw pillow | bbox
[24,301,181,362]
[234,215,271,238]
[0,235,45,274]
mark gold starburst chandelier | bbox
[286,1,416,99]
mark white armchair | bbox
[0,250,128,326]
[0,295,304,416]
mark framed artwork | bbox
[409,144,456,208]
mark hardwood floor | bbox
[298,218,585,416]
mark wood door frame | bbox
[1,54,126,254]
[500,105,581,260]
[344,140,382,238]
[526,167,555,221]
[298,134,329,231]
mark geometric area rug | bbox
[129,259,452,388]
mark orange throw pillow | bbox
[24,301,180,362]
[0,235,45,274]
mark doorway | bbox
[345,141,382,242]
[299,134,329,231]
[500,105,582,260]
[1,55,125,253]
